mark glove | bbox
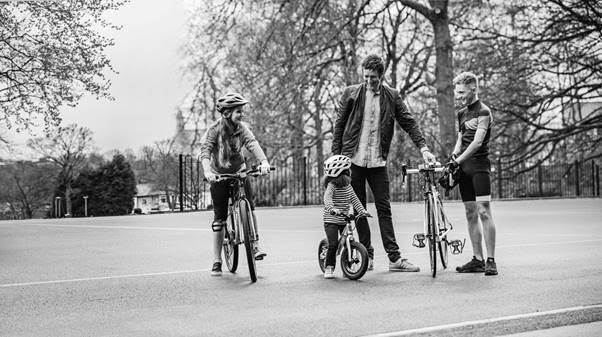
[258,162,271,175]
[448,158,459,171]
[422,150,437,165]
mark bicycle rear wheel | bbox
[223,212,238,273]
[318,238,328,273]
[239,200,257,282]
[426,196,437,278]
[340,241,369,280]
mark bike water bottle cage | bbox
[449,238,466,254]
[412,233,426,248]
[211,220,226,232]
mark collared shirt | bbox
[351,88,387,168]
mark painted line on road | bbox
[0,269,208,288]
[361,304,602,337]
[1,223,213,231]
[2,239,601,288]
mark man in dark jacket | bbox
[332,54,436,272]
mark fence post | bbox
[179,154,184,212]
[575,160,580,197]
[497,155,503,199]
[303,156,307,206]
[596,165,600,197]
[407,160,412,202]
[537,165,543,197]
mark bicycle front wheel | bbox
[437,200,449,269]
[239,200,257,282]
[340,241,369,280]
[426,196,437,278]
[223,212,238,273]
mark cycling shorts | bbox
[459,157,491,202]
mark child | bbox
[322,155,368,279]
[200,92,271,276]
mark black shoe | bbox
[485,259,498,276]
[211,262,222,276]
[456,256,485,273]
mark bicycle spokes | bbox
[449,238,466,254]
[412,233,426,248]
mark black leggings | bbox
[324,222,344,268]
[210,179,255,223]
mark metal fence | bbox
[178,155,600,210]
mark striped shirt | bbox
[323,183,366,225]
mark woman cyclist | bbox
[200,92,272,276]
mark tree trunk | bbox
[432,15,455,155]
[65,182,72,217]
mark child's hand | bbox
[359,211,372,218]
[329,209,341,216]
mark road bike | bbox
[402,164,465,277]
[318,212,370,280]
[215,168,273,283]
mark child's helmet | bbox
[324,155,351,177]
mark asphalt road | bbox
[1,198,601,337]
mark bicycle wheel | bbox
[426,196,437,278]
[223,212,238,273]
[437,200,449,269]
[340,241,369,280]
[239,200,257,282]
[318,238,328,273]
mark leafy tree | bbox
[72,153,136,216]
[0,0,127,131]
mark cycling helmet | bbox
[216,93,248,114]
[324,155,351,177]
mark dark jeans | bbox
[350,164,401,262]
[210,179,255,222]
[324,222,344,267]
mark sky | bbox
[4,0,191,157]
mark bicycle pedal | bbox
[412,233,426,248]
[449,238,466,254]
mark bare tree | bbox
[28,124,94,216]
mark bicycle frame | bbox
[336,219,357,263]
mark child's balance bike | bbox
[318,212,370,280]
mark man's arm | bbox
[392,93,426,150]
[452,132,462,157]
[393,93,436,163]
[331,88,351,155]
[456,114,490,163]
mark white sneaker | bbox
[324,266,335,279]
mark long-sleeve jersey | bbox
[323,183,366,225]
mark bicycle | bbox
[213,167,273,283]
[317,212,371,280]
[402,163,466,278]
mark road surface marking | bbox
[361,304,602,337]
[1,239,601,288]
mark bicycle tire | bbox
[223,212,238,273]
[427,196,437,278]
[437,199,449,269]
[340,241,369,280]
[239,200,257,282]
[318,238,328,273]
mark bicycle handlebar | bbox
[205,167,276,182]
[329,211,372,221]
[401,163,445,184]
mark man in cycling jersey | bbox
[449,72,498,276]
[332,54,437,272]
